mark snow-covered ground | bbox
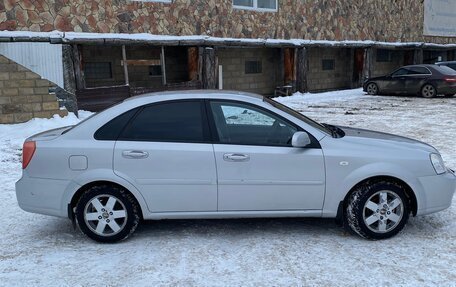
[0,89,455,286]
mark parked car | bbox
[16,91,456,242]
[436,61,456,71]
[363,64,456,97]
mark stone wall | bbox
[0,55,67,124]
[0,0,454,44]
[217,47,281,95]
[307,48,352,91]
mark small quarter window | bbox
[149,65,162,76]
[84,62,112,79]
[322,59,335,71]
[233,0,277,11]
[376,49,392,62]
[94,108,140,140]
[245,60,262,74]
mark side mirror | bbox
[291,131,311,148]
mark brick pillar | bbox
[413,49,424,64]
[362,47,373,81]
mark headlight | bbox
[430,153,446,174]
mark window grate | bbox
[245,60,262,74]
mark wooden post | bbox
[202,47,216,89]
[296,47,308,93]
[61,44,78,115]
[72,44,85,90]
[362,47,372,81]
[121,45,129,86]
[413,48,424,64]
[188,47,199,81]
[160,46,167,85]
[283,48,294,85]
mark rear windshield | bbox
[435,65,456,75]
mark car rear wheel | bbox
[346,181,410,240]
[421,84,436,98]
[75,185,140,243]
[366,83,379,95]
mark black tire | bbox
[75,185,140,243]
[421,84,436,98]
[346,181,410,240]
[444,94,455,97]
[366,82,379,95]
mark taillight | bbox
[22,141,36,169]
[443,77,456,83]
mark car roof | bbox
[124,89,264,103]
[402,64,438,69]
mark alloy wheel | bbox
[421,85,436,98]
[366,83,378,95]
[362,190,404,233]
[84,194,128,237]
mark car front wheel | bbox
[346,181,410,240]
[75,185,140,243]
[366,82,379,95]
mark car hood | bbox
[367,75,389,81]
[338,126,437,153]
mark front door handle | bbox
[122,150,149,159]
[223,153,250,162]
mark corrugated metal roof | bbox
[0,42,63,88]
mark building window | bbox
[233,0,277,11]
[376,49,392,62]
[322,59,335,71]
[149,65,162,76]
[130,0,172,3]
[245,60,262,74]
[84,62,112,79]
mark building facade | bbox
[0,0,455,122]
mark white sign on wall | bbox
[424,0,456,37]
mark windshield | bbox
[264,97,332,136]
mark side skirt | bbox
[142,210,324,220]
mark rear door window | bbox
[119,100,209,142]
[407,67,431,75]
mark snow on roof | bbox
[0,30,455,49]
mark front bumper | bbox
[416,169,456,215]
[15,172,71,218]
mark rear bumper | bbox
[15,172,71,218]
[416,170,456,215]
[436,83,456,95]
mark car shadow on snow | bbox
[132,217,349,240]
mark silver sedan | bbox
[16,91,456,242]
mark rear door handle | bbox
[223,153,250,162]
[122,150,149,159]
